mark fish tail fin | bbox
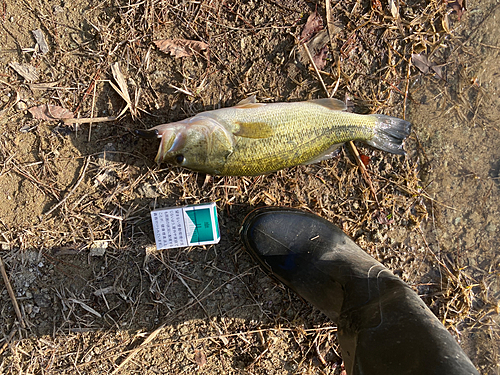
[367,114,411,155]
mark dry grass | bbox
[0,0,498,373]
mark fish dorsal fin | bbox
[233,121,273,139]
[236,95,257,105]
[309,98,347,111]
[234,95,267,109]
[234,102,266,109]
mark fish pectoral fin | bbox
[233,121,273,139]
[301,143,343,165]
[309,98,347,111]
[236,95,257,105]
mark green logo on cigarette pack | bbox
[186,208,213,242]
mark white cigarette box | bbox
[150,202,220,250]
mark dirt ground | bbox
[0,0,498,374]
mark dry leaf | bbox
[412,53,432,74]
[299,28,330,69]
[376,209,394,225]
[313,45,329,70]
[110,62,136,118]
[154,39,209,58]
[28,104,74,121]
[360,154,370,167]
[389,0,399,18]
[194,349,206,367]
[300,10,323,42]
[28,82,60,90]
[9,62,39,83]
[447,0,466,21]
[411,54,444,80]
[371,0,383,11]
[32,29,49,54]
[442,13,451,33]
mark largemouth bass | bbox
[138,96,411,176]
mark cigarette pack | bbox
[151,202,220,250]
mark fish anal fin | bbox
[309,98,347,111]
[233,121,273,138]
[301,144,343,165]
[236,95,257,105]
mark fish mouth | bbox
[135,129,159,139]
[155,130,187,163]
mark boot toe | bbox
[240,207,348,320]
[240,207,333,271]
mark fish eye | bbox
[175,154,184,164]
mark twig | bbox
[111,323,166,374]
[416,227,458,284]
[325,0,341,97]
[330,59,341,98]
[348,141,379,206]
[0,327,18,356]
[168,83,195,97]
[302,43,330,97]
[68,298,102,318]
[479,42,500,50]
[63,116,117,125]
[175,271,209,317]
[0,255,26,329]
[44,157,90,216]
[314,338,327,366]
[88,81,98,141]
[403,54,412,120]
[73,68,102,114]
[246,347,269,369]
[325,0,336,54]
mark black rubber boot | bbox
[240,207,478,375]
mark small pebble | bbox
[486,223,497,232]
[53,5,64,14]
[16,101,27,111]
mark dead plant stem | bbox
[0,255,26,329]
[44,156,90,217]
[111,323,166,374]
